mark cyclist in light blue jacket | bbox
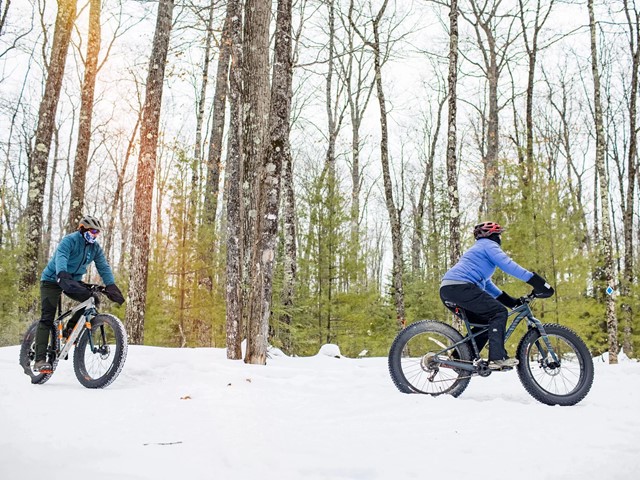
[440,221,554,369]
[34,216,124,373]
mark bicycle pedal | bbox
[495,366,513,372]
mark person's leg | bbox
[440,287,488,357]
[440,284,508,361]
[34,281,63,363]
[62,290,92,336]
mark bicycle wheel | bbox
[19,321,57,385]
[388,320,473,397]
[73,314,128,389]
[516,324,594,406]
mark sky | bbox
[1,343,638,480]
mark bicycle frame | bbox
[436,299,560,373]
[54,296,99,362]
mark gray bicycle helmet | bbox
[78,215,103,231]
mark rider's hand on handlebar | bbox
[105,284,125,305]
[497,291,523,309]
[526,272,555,298]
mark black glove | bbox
[105,284,125,305]
[57,271,91,298]
[496,291,522,309]
[527,272,555,298]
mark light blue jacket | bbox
[442,238,533,297]
[41,231,115,286]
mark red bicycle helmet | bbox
[473,221,504,239]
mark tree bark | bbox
[21,0,76,289]
[242,0,272,364]
[621,0,639,357]
[126,0,174,345]
[67,0,101,232]
[370,0,405,329]
[588,0,617,364]
[225,0,244,360]
[246,0,293,365]
[446,0,461,267]
[203,1,232,229]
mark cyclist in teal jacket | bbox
[440,222,554,369]
[34,216,124,372]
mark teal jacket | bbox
[41,231,115,286]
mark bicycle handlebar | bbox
[520,291,547,304]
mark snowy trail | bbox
[1,345,638,480]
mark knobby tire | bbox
[388,320,473,397]
[516,323,594,406]
[19,320,58,385]
[73,314,128,389]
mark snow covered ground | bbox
[1,344,639,480]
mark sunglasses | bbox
[88,229,100,235]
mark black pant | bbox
[35,281,88,361]
[440,283,509,361]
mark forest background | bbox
[1,0,639,364]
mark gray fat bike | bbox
[20,284,128,389]
[388,292,594,406]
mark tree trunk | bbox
[246,0,292,365]
[203,1,232,229]
[104,115,141,259]
[67,0,101,232]
[242,0,272,364]
[370,0,404,329]
[279,149,297,354]
[446,0,461,267]
[21,0,76,289]
[588,0,617,364]
[225,0,244,360]
[125,0,174,345]
[622,0,639,357]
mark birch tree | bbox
[588,0,617,363]
[446,0,461,266]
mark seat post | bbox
[445,302,482,359]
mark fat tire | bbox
[388,320,473,397]
[516,323,594,406]
[73,314,128,389]
[19,320,57,385]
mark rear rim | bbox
[19,322,57,383]
[399,330,467,395]
[524,334,584,397]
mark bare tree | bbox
[588,0,617,363]
[203,0,232,230]
[461,0,519,216]
[225,0,244,360]
[446,0,461,266]
[517,0,554,190]
[353,0,405,328]
[126,0,175,344]
[67,0,101,232]
[246,0,293,365]
[22,0,76,289]
[621,0,639,357]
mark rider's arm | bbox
[486,241,533,282]
[54,235,74,274]
[485,279,502,298]
[93,243,116,286]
